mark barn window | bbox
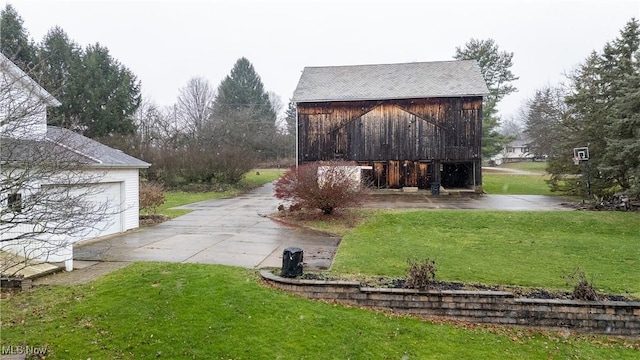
[8,193,22,213]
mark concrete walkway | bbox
[33,261,130,286]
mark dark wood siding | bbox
[297,97,482,162]
[297,97,482,190]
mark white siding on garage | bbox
[1,168,141,266]
[99,168,140,232]
[88,182,123,238]
[26,168,141,242]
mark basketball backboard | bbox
[573,147,589,161]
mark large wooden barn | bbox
[292,60,489,192]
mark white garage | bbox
[3,129,150,270]
[1,53,150,273]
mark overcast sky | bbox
[7,0,640,120]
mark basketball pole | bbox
[586,159,591,197]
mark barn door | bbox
[373,162,386,188]
[387,160,400,188]
[401,160,418,187]
[418,162,429,189]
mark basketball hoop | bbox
[572,146,592,197]
[573,147,589,162]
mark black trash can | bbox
[430,182,440,195]
[282,247,304,278]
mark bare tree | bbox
[499,115,524,139]
[268,90,285,130]
[176,76,215,142]
[1,53,113,275]
[524,85,570,159]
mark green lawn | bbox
[5,167,635,358]
[2,263,637,359]
[240,168,286,187]
[332,210,640,298]
[499,161,548,173]
[483,173,553,195]
[153,168,284,218]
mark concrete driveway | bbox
[75,183,340,270]
[75,183,571,271]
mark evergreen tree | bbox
[601,19,640,194]
[73,43,141,138]
[280,100,297,159]
[36,26,83,128]
[548,53,604,196]
[1,5,142,139]
[603,70,640,194]
[284,100,296,136]
[454,38,518,159]
[0,4,38,70]
[211,57,277,158]
[547,18,640,197]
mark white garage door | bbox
[41,182,124,241]
[91,182,123,238]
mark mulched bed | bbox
[562,195,640,212]
[139,214,171,226]
[296,273,635,302]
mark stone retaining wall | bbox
[260,270,640,336]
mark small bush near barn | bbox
[274,162,366,215]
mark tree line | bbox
[520,18,640,198]
[1,4,295,189]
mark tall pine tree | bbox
[0,4,38,71]
[454,38,518,159]
[547,18,640,197]
[73,43,141,138]
[548,52,605,196]
[211,57,277,158]
[36,26,83,128]
[601,19,640,194]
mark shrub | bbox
[139,182,166,215]
[142,145,256,188]
[273,162,366,215]
[565,268,598,301]
[406,258,437,290]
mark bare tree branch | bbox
[1,54,116,275]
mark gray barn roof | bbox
[292,60,489,103]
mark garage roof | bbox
[1,126,150,168]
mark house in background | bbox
[0,53,149,272]
[490,137,535,166]
[292,60,489,192]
